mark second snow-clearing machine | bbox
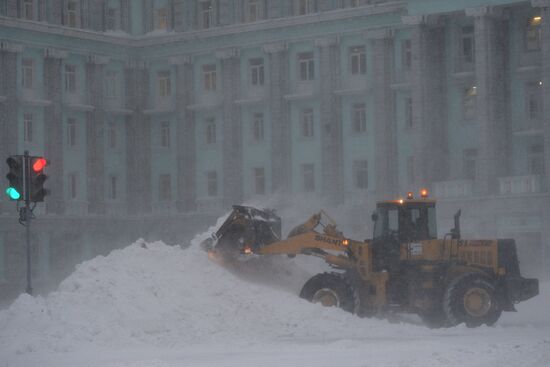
[204,193,539,328]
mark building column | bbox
[532,0,550,275]
[43,48,67,215]
[143,0,153,33]
[49,0,63,25]
[366,29,398,200]
[263,42,291,195]
[531,1,550,190]
[467,6,509,195]
[125,61,152,214]
[120,0,131,32]
[172,56,196,212]
[0,43,22,214]
[316,36,344,204]
[403,15,448,191]
[85,55,109,215]
[217,48,243,208]
[6,0,18,17]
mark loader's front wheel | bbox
[300,273,357,313]
[443,274,502,327]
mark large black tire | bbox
[443,273,502,327]
[299,273,357,314]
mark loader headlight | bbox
[243,246,253,255]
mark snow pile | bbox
[0,211,548,366]
[0,236,409,356]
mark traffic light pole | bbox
[5,151,48,296]
[23,151,32,295]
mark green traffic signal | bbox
[6,187,21,200]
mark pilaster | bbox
[121,0,131,32]
[467,7,509,195]
[217,49,243,207]
[49,0,63,25]
[263,42,291,195]
[125,62,152,214]
[316,36,343,204]
[43,50,65,215]
[172,56,197,212]
[532,1,550,190]
[364,29,397,200]
[0,46,20,214]
[407,15,448,191]
[85,56,108,215]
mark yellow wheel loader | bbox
[204,194,539,328]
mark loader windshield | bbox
[373,202,437,242]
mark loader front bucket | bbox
[202,205,282,258]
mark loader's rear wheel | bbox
[443,274,502,327]
[300,273,357,313]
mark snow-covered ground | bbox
[0,219,548,367]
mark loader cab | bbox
[373,200,437,243]
[371,197,437,272]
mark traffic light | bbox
[29,156,48,202]
[5,156,23,201]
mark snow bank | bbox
[0,212,548,365]
[0,237,400,356]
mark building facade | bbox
[0,0,549,302]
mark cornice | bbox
[0,1,407,50]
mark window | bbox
[349,46,366,75]
[23,113,33,143]
[246,0,263,22]
[526,82,542,120]
[352,103,366,133]
[106,6,120,30]
[200,0,214,29]
[159,174,172,201]
[67,118,77,147]
[463,86,477,121]
[203,64,217,91]
[207,171,218,196]
[298,52,314,81]
[402,39,412,71]
[253,167,265,195]
[301,108,314,137]
[405,97,413,128]
[252,113,264,142]
[155,6,168,30]
[463,149,477,180]
[65,64,77,93]
[526,15,542,51]
[249,58,264,86]
[22,58,34,89]
[353,160,368,189]
[23,0,34,20]
[529,144,544,175]
[104,70,118,98]
[66,0,78,27]
[296,0,316,15]
[161,121,170,148]
[460,26,475,66]
[108,122,117,149]
[68,173,78,199]
[302,163,315,192]
[109,175,117,200]
[157,71,171,97]
[206,117,216,144]
[407,156,415,184]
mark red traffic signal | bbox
[32,158,47,172]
